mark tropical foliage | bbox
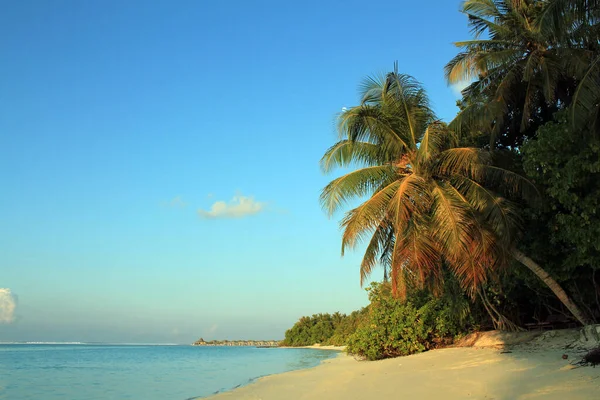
[347,282,473,360]
[326,310,367,346]
[522,112,600,269]
[519,111,600,320]
[281,312,353,346]
[447,0,600,147]
[282,279,475,358]
[320,69,521,298]
[320,63,588,325]
[284,0,600,360]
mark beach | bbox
[209,330,600,400]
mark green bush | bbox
[281,313,342,346]
[346,282,471,360]
[325,309,367,346]
[281,279,474,355]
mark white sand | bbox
[209,330,599,400]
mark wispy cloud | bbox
[0,288,16,324]
[198,195,265,219]
[163,196,187,208]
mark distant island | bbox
[192,338,280,347]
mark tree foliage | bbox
[320,62,591,324]
[346,282,474,360]
[281,312,363,347]
[286,0,600,361]
[522,112,600,268]
[447,0,600,147]
[321,68,535,300]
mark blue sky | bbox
[0,0,470,343]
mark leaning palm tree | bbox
[321,68,590,325]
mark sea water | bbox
[0,344,338,399]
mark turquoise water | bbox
[0,344,338,399]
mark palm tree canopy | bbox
[446,0,599,145]
[321,68,533,298]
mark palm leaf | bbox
[571,54,600,133]
[320,165,397,216]
[359,220,394,286]
[320,140,385,173]
[340,179,401,252]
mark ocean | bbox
[0,344,338,399]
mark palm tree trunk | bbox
[512,249,590,326]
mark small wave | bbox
[0,342,86,345]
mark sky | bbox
[0,0,471,343]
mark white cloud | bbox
[208,324,218,334]
[451,80,472,97]
[198,195,265,219]
[166,196,186,208]
[0,288,16,324]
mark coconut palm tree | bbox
[320,67,590,325]
[544,0,600,133]
[445,0,595,145]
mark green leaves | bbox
[320,165,397,216]
[571,54,600,133]
[320,140,385,173]
[446,0,600,146]
[321,68,533,299]
[346,282,472,360]
[522,111,600,269]
[281,313,342,346]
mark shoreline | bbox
[295,344,346,351]
[207,329,599,400]
[202,346,344,399]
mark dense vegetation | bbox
[285,0,600,360]
[283,277,479,359]
[281,311,366,347]
[346,282,474,360]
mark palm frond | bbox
[393,220,442,295]
[571,54,600,133]
[320,140,386,173]
[359,220,394,286]
[340,179,402,252]
[337,105,410,151]
[448,227,497,296]
[450,174,520,247]
[430,181,474,263]
[433,147,492,180]
[320,165,397,216]
[482,165,539,201]
[536,0,600,40]
[416,121,451,164]
[386,174,431,230]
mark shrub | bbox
[281,313,340,346]
[325,309,367,346]
[346,282,472,360]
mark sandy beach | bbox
[209,330,600,400]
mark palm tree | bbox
[331,312,345,326]
[320,67,590,325]
[543,0,600,133]
[445,0,594,145]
